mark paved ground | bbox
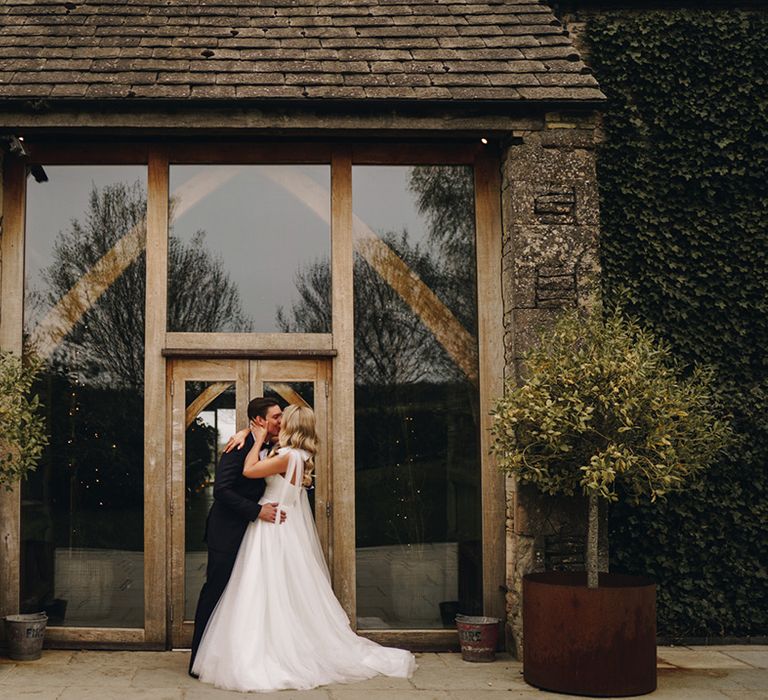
[0,646,766,699]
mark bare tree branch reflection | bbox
[278,232,459,385]
[27,181,250,388]
[410,165,477,334]
[279,166,477,385]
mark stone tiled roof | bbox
[0,0,605,103]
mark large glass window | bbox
[349,166,482,628]
[167,165,331,333]
[22,166,146,627]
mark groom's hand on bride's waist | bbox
[258,502,287,524]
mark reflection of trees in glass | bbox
[185,416,217,554]
[409,165,476,334]
[185,416,217,499]
[278,232,456,384]
[280,166,480,558]
[27,181,251,388]
[353,233,459,385]
[276,261,331,335]
[21,180,247,556]
[278,165,476,384]
[168,227,252,339]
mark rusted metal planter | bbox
[523,572,656,697]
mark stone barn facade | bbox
[0,0,603,654]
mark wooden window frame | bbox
[0,138,504,650]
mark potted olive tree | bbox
[491,300,731,697]
[0,350,49,660]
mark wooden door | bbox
[168,358,330,648]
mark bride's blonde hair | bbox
[278,404,317,488]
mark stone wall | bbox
[500,111,602,657]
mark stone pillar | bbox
[501,111,602,658]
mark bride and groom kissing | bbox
[189,396,415,692]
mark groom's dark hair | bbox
[247,397,280,421]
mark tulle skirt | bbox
[192,490,416,692]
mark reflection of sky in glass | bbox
[169,165,330,332]
[24,164,443,336]
[353,167,428,244]
[25,166,147,323]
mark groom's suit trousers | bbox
[189,547,238,671]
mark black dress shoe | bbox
[188,669,199,679]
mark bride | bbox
[191,404,416,692]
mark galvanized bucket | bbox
[455,614,500,662]
[4,613,47,661]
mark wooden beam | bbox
[165,359,175,645]
[169,361,186,648]
[165,332,333,353]
[144,146,169,645]
[162,347,337,359]
[26,143,149,165]
[359,629,460,652]
[24,140,482,167]
[44,627,145,645]
[169,142,332,164]
[474,149,506,624]
[330,147,356,625]
[0,155,26,631]
[352,143,481,165]
[0,158,26,357]
[315,360,332,562]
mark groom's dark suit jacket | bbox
[204,433,266,553]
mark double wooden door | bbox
[167,358,330,648]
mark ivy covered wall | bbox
[583,10,768,638]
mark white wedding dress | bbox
[192,447,416,692]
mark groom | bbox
[189,396,284,676]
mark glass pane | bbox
[262,381,314,412]
[22,165,146,627]
[167,165,331,333]
[184,382,235,621]
[351,165,481,629]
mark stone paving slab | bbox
[0,689,65,699]
[0,648,767,699]
[331,692,446,700]
[723,651,768,669]
[60,691,183,700]
[185,689,330,700]
[658,648,752,669]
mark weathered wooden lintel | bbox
[161,348,338,359]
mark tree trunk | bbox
[587,491,599,588]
